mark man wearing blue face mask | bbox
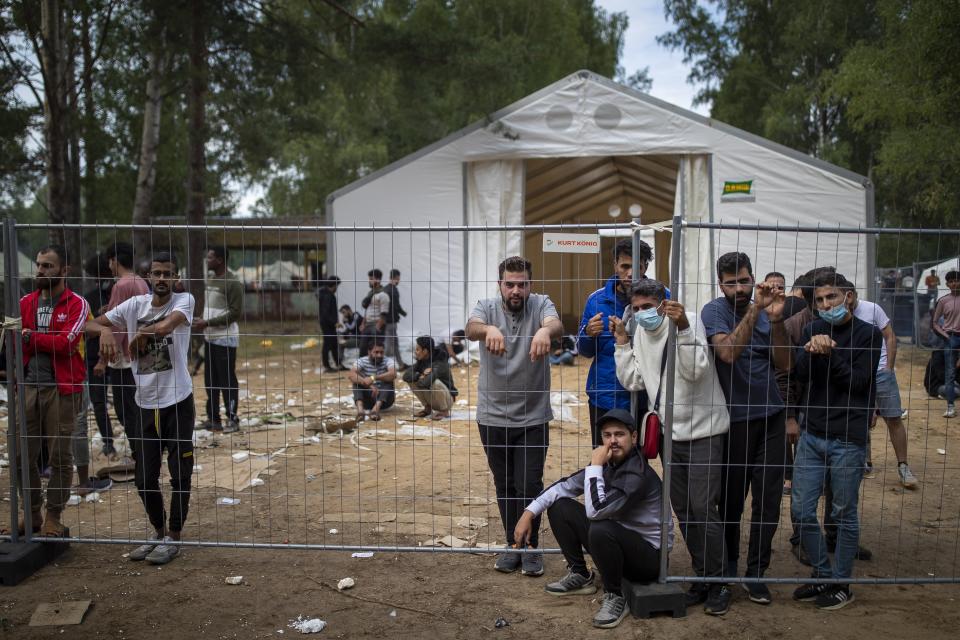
[791,272,882,610]
[612,280,732,615]
[701,252,792,604]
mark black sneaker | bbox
[793,582,829,602]
[685,583,708,607]
[223,419,240,434]
[494,551,522,573]
[703,584,731,616]
[815,585,855,610]
[521,550,544,576]
[741,581,772,605]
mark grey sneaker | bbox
[898,463,919,489]
[129,535,159,561]
[145,536,180,565]
[545,570,597,596]
[945,406,957,418]
[494,551,522,573]
[593,592,628,628]
[223,419,240,434]
[521,550,544,577]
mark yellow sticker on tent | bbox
[721,179,756,202]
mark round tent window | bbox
[594,103,621,129]
[546,105,573,131]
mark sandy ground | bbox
[1,336,960,638]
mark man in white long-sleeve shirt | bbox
[612,279,732,616]
[514,409,671,629]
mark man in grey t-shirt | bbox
[466,256,563,577]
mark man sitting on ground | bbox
[403,336,458,420]
[514,409,672,629]
[348,341,396,421]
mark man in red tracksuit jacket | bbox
[12,245,89,537]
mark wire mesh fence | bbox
[0,218,958,587]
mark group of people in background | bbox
[3,241,248,566]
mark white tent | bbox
[327,70,872,345]
[915,258,960,299]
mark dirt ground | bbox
[2,335,960,638]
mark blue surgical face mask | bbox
[819,295,850,325]
[635,305,665,331]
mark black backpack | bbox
[924,350,946,398]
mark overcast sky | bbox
[598,0,707,115]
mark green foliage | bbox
[0,0,628,224]
[659,0,960,264]
[833,0,960,234]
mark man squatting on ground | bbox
[577,238,654,445]
[403,336,457,420]
[4,245,90,538]
[612,279,732,615]
[701,251,791,604]
[791,271,883,610]
[194,245,244,434]
[514,409,672,629]
[466,256,563,577]
[86,253,196,565]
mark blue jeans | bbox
[791,431,866,581]
[549,351,575,366]
[945,334,960,404]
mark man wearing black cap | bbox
[513,409,672,629]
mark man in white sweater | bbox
[612,279,732,616]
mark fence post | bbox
[3,218,20,542]
[5,219,33,540]
[658,214,683,582]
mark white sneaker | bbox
[145,536,180,565]
[945,406,957,419]
[898,463,919,489]
[129,535,159,561]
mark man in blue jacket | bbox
[577,238,655,445]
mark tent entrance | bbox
[521,155,680,331]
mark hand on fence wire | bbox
[804,334,837,355]
[610,315,629,344]
[584,312,603,337]
[484,325,506,356]
[529,327,552,361]
[754,280,786,320]
[662,300,689,330]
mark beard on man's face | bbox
[503,292,526,312]
[35,275,62,291]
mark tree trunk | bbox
[185,0,207,314]
[40,0,69,250]
[64,8,82,279]
[80,3,98,226]
[131,50,164,260]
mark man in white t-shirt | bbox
[852,294,918,489]
[86,252,195,566]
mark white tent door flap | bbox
[465,160,524,319]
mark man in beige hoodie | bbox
[613,279,731,616]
